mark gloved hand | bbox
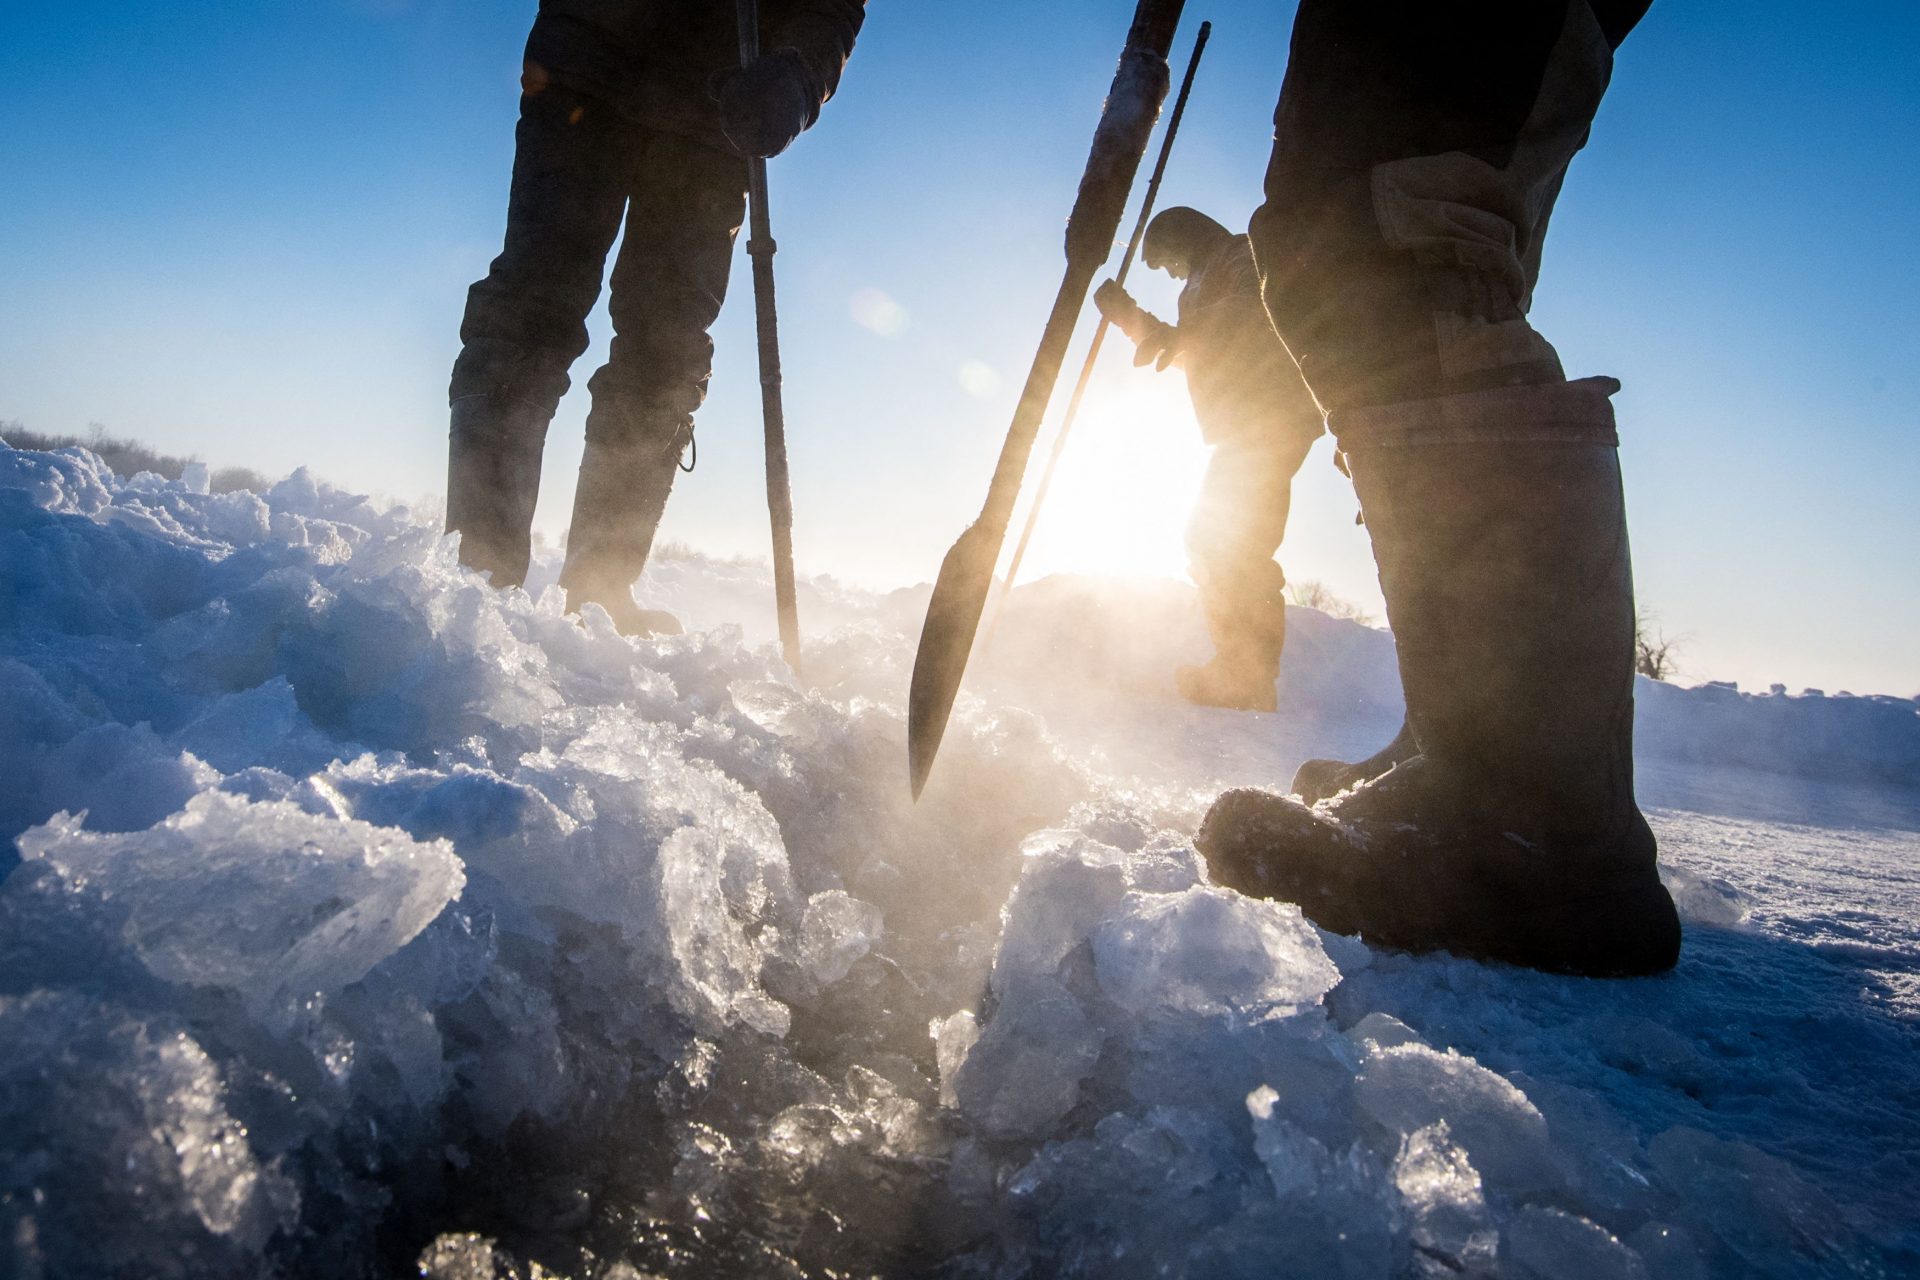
[1093,279,1139,326]
[712,49,818,158]
[1094,280,1180,370]
[1132,321,1180,370]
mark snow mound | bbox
[2,439,1916,1278]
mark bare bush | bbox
[210,466,273,494]
[1634,611,1684,681]
[1286,578,1374,625]
[0,421,273,492]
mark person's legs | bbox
[1179,437,1301,712]
[1205,0,1677,975]
[447,85,633,587]
[559,130,748,632]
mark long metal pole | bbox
[988,20,1212,644]
[738,0,803,675]
[907,0,1187,797]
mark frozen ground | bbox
[2,438,1917,1279]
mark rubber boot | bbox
[1177,559,1287,712]
[558,392,688,637]
[445,393,552,588]
[1291,720,1416,803]
[1197,377,1679,977]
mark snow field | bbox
[1,439,1916,1278]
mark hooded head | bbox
[1142,207,1232,281]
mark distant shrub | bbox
[209,466,272,494]
[1286,578,1374,625]
[0,421,272,493]
[1634,611,1684,682]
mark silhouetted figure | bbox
[1094,208,1324,712]
[1196,0,1682,976]
[446,1,863,635]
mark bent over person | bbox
[1093,208,1325,713]
[446,0,864,635]
[1195,0,1683,976]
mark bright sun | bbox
[1004,360,1213,586]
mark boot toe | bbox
[1196,788,1351,907]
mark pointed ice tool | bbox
[907,0,1187,798]
[989,19,1211,645]
[739,0,804,675]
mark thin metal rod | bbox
[738,0,803,674]
[987,20,1212,642]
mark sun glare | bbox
[1006,364,1211,586]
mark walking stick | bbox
[907,0,1188,797]
[738,0,803,675]
[985,20,1211,647]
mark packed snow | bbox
[2,436,1917,1279]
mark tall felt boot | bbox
[1197,377,1679,976]
[558,393,688,637]
[1177,558,1288,712]
[1291,719,1416,803]
[445,393,552,588]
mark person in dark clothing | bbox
[1195,0,1683,977]
[1093,207,1325,713]
[446,0,864,635]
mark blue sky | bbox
[2,0,1916,696]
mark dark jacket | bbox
[524,0,864,145]
[1179,235,1323,449]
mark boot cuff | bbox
[1332,375,1621,453]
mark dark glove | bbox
[1093,279,1140,327]
[1093,280,1179,369]
[712,48,818,158]
[1133,320,1179,371]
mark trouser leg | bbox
[1186,437,1300,669]
[559,131,748,621]
[446,87,632,585]
[1177,437,1307,710]
[452,86,633,411]
[1251,0,1645,413]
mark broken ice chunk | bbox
[990,832,1127,993]
[1247,1084,1335,1202]
[416,1232,514,1280]
[952,975,1102,1141]
[797,889,883,983]
[1349,1011,1423,1051]
[1660,865,1755,927]
[0,992,297,1272]
[1121,832,1206,893]
[1092,886,1341,1021]
[16,791,464,1018]
[932,1009,980,1108]
[1504,1205,1648,1280]
[1356,1043,1560,1195]
[1393,1121,1498,1272]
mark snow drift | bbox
[1,437,1916,1278]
